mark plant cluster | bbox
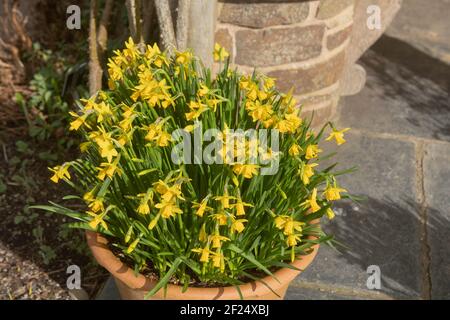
[36,39,352,295]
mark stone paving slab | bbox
[285,286,362,300]
[424,143,450,299]
[339,40,450,143]
[293,132,423,299]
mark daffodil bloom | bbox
[184,124,194,132]
[123,37,140,61]
[185,100,208,121]
[145,123,163,141]
[98,139,118,163]
[324,186,347,201]
[107,59,124,81]
[233,197,253,216]
[213,43,229,62]
[88,198,104,213]
[155,199,183,219]
[326,208,335,220]
[263,77,275,91]
[156,131,172,147]
[87,211,108,230]
[326,127,350,145]
[283,219,305,236]
[299,162,318,185]
[119,116,134,132]
[49,163,71,183]
[274,215,304,235]
[83,190,95,203]
[231,217,247,233]
[214,189,235,209]
[145,43,162,60]
[212,211,229,226]
[175,50,193,65]
[69,112,88,131]
[239,76,252,90]
[144,123,172,147]
[97,162,119,181]
[289,143,302,156]
[137,202,150,215]
[209,234,230,248]
[305,144,322,160]
[153,180,184,202]
[126,238,140,254]
[198,84,210,97]
[192,246,211,263]
[302,188,321,213]
[211,250,225,272]
[286,234,301,247]
[192,197,212,217]
[93,131,118,163]
[282,89,297,113]
[246,100,273,122]
[93,101,113,123]
[233,164,259,179]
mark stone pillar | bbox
[215,0,401,127]
[215,0,356,127]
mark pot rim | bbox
[86,226,319,299]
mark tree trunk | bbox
[176,0,190,50]
[187,0,217,68]
[89,0,102,95]
[0,0,32,85]
[154,0,176,53]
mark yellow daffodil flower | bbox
[233,164,259,179]
[305,144,322,160]
[69,112,88,131]
[209,234,230,249]
[289,143,302,156]
[87,211,108,230]
[299,162,318,185]
[324,186,347,201]
[212,250,225,272]
[192,197,212,217]
[192,246,211,263]
[212,211,229,226]
[155,199,183,219]
[326,127,350,145]
[233,197,253,216]
[302,188,321,213]
[213,43,229,62]
[88,198,104,213]
[49,163,71,183]
[231,217,247,233]
[97,157,121,181]
[286,234,300,247]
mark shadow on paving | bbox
[323,196,449,298]
[359,35,450,140]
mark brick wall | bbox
[215,0,356,126]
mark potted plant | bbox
[34,38,352,300]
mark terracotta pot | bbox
[86,230,319,300]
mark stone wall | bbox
[215,0,356,126]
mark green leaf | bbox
[144,258,182,299]
[228,244,278,282]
